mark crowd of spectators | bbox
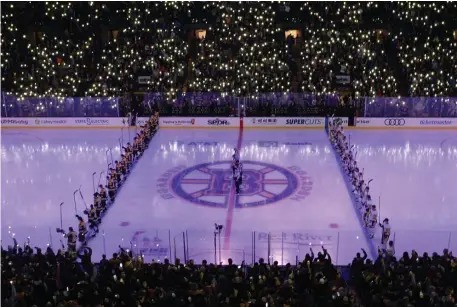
[2,240,456,307]
[187,2,290,95]
[351,248,457,307]
[2,2,456,102]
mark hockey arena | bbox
[2,120,457,265]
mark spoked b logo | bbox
[384,118,405,126]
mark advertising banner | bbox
[74,118,111,126]
[249,118,279,126]
[159,117,238,128]
[282,118,324,126]
[135,117,150,127]
[159,118,196,127]
[355,117,457,129]
[244,117,333,128]
[1,117,131,128]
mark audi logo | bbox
[384,119,406,126]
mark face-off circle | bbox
[170,160,300,208]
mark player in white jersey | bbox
[379,218,391,245]
[363,185,370,199]
[233,161,243,194]
[385,240,395,256]
[367,204,377,238]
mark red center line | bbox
[223,117,244,252]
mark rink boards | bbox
[1,116,456,129]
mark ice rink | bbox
[1,129,124,250]
[348,130,457,255]
[2,127,457,265]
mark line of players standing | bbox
[329,119,394,255]
[232,148,243,194]
[63,113,159,254]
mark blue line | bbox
[324,118,377,259]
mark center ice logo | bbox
[157,161,313,208]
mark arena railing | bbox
[5,225,455,266]
[363,96,457,118]
[127,228,457,266]
[3,92,456,118]
[1,93,120,118]
[1,92,349,118]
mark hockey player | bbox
[76,215,88,245]
[93,193,103,221]
[233,161,243,194]
[107,176,116,202]
[351,171,361,193]
[385,240,395,257]
[329,121,336,143]
[115,161,123,181]
[378,240,395,258]
[367,205,377,238]
[99,185,107,208]
[363,206,370,227]
[232,148,240,176]
[132,136,139,159]
[365,195,373,211]
[84,205,99,233]
[363,184,370,200]
[64,227,77,254]
[379,218,391,245]
[233,148,240,162]
[356,168,363,185]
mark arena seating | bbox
[2,2,456,99]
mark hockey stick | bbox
[120,125,124,147]
[109,148,114,165]
[105,149,110,168]
[73,189,79,214]
[78,186,88,210]
[368,179,373,186]
[378,195,381,223]
[350,144,355,151]
[98,171,105,188]
[92,172,97,194]
[127,118,131,143]
[106,163,112,186]
[59,202,64,230]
